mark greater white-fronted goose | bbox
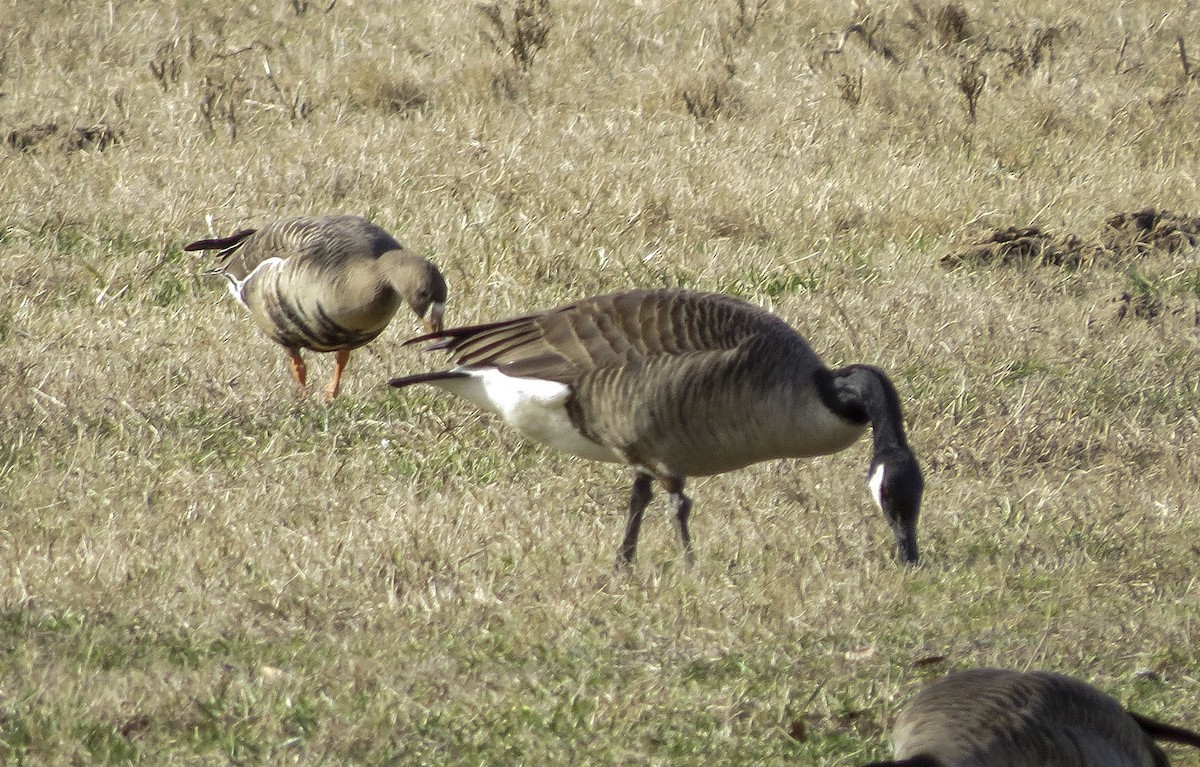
[389,288,923,566]
[186,215,447,401]
[863,668,1200,767]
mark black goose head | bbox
[869,445,923,565]
[824,364,924,565]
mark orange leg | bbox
[324,349,351,402]
[288,349,308,391]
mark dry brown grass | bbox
[2,0,1200,764]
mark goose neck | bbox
[822,364,911,456]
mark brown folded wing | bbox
[406,289,792,384]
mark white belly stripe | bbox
[432,368,623,464]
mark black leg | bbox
[617,472,654,568]
[664,477,694,567]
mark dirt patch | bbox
[1108,290,1166,322]
[1100,207,1200,257]
[5,123,61,150]
[6,122,125,153]
[1104,290,1200,326]
[940,226,1101,268]
[943,208,1200,269]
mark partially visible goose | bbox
[389,288,923,566]
[863,668,1200,767]
[185,215,447,401]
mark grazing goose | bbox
[863,668,1200,767]
[185,215,447,401]
[389,288,923,567]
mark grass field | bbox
[2,0,1200,764]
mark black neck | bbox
[818,364,911,456]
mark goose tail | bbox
[1130,712,1200,749]
[389,370,471,390]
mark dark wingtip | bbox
[389,374,429,388]
[401,331,457,351]
[389,370,469,389]
[401,330,444,348]
[183,228,257,253]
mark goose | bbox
[388,288,923,567]
[862,668,1200,767]
[185,215,447,401]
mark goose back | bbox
[881,669,1174,767]
[427,290,788,378]
[206,215,404,284]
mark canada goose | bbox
[389,288,923,566]
[185,215,447,401]
[863,668,1200,767]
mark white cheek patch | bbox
[868,463,886,511]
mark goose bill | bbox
[424,302,446,333]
